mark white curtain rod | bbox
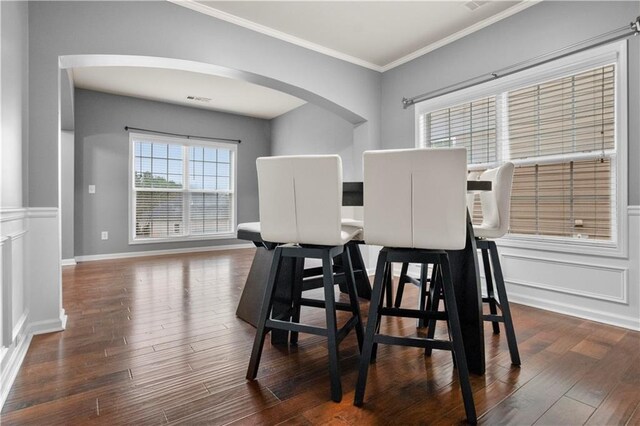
[402,16,640,109]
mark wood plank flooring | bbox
[1,248,638,425]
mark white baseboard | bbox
[0,330,33,410]
[61,258,76,266]
[74,242,255,262]
[28,310,67,335]
[508,291,640,331]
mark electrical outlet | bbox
[88,185,96,194]
[101,231,108,240]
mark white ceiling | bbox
[71,66,307,119]
[71,1,538,120]
[182,0,537,71]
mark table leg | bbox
[446,217,485,375]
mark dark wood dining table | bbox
[236,180,490,375]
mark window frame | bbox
[128,132,238,244]
[414,41,628,258]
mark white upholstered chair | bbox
[354,148,476,424]
[246,155,363,403]
[474,162,520,366]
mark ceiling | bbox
[181,0,537,71]
[71,66,306,119]
[71,1,538,120]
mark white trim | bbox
[74,242,254,263]
[381,1,542,72]
[128,132,238,245]
[11,311,29,342]
[0,332,33,409]
[27,208,58,219]
[0,310,66,410]
[61,258,77,266]
[415,41,628,258]
[170,0,539,73]
[629,205,640,216]
[168,0,382,72]
[508,292,640,331]
[502,253,628,304]
[0,208,27,223]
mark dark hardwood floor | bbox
[1,248,638,425]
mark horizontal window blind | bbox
[423,97,497,165]
[421,63,616,243]
[131,136,236,241]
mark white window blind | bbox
[130,135,236,242]
[419,64,617,243]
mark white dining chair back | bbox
[474,162,515,239]
[256,155,345,246]
[363,148,468,250]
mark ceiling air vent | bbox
[186,95,212,103]
[464,1,488,11]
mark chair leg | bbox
[354,250,388,407]
[322,251,343,402]
[481,248,500,335]
[247,247,283,380]
[342,248,364,351]
[417,263,428,328]
[393,262,409,308]
[289,257,305,345]
[384,262,393,308]
[425,265,442,357]
[439,254,477,424]
[372,261,390,362]
[488,241,521,366]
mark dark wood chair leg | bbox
[425,265,442,357]
[372,261,390,362]
[290,257,305,345]
[322,251,343,402]
[488,241,521,366]
[393,262,409,308]
[354,251,388,407]
[439,254,477,424]
[481,247,500,335]
[246,247,283,380]
[384,261,393,308]
[342,248,364,351]
[417,263,428,328]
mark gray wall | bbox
[1,0,29,209]
[271,103,356,180]
[381,1,640,205]
[73,89,270,257]
[28,1,381,209]
[60,131,74,259]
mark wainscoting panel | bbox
[501,254,627,304]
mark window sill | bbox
[129,232,237,245]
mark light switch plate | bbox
[101,231,108,240]
[89,185,96,194]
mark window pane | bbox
[135,141,183,189]
[135,191,184,238]
[217,149,230,163]
[508,65,615,159]
[509,159,611,240]
[425,96,496,165]
[190,193,233,234]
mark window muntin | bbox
[130,134,236,242]
[420,64,617,243]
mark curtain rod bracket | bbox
[632,16,640,33]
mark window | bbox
[415,41,627,255]
[129,133,237,243]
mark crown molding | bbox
[380,0,542,72]
[170,0,541,73]
[168,0,384,72]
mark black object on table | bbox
[237,180,489,375]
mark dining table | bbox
[236,180,490,375]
